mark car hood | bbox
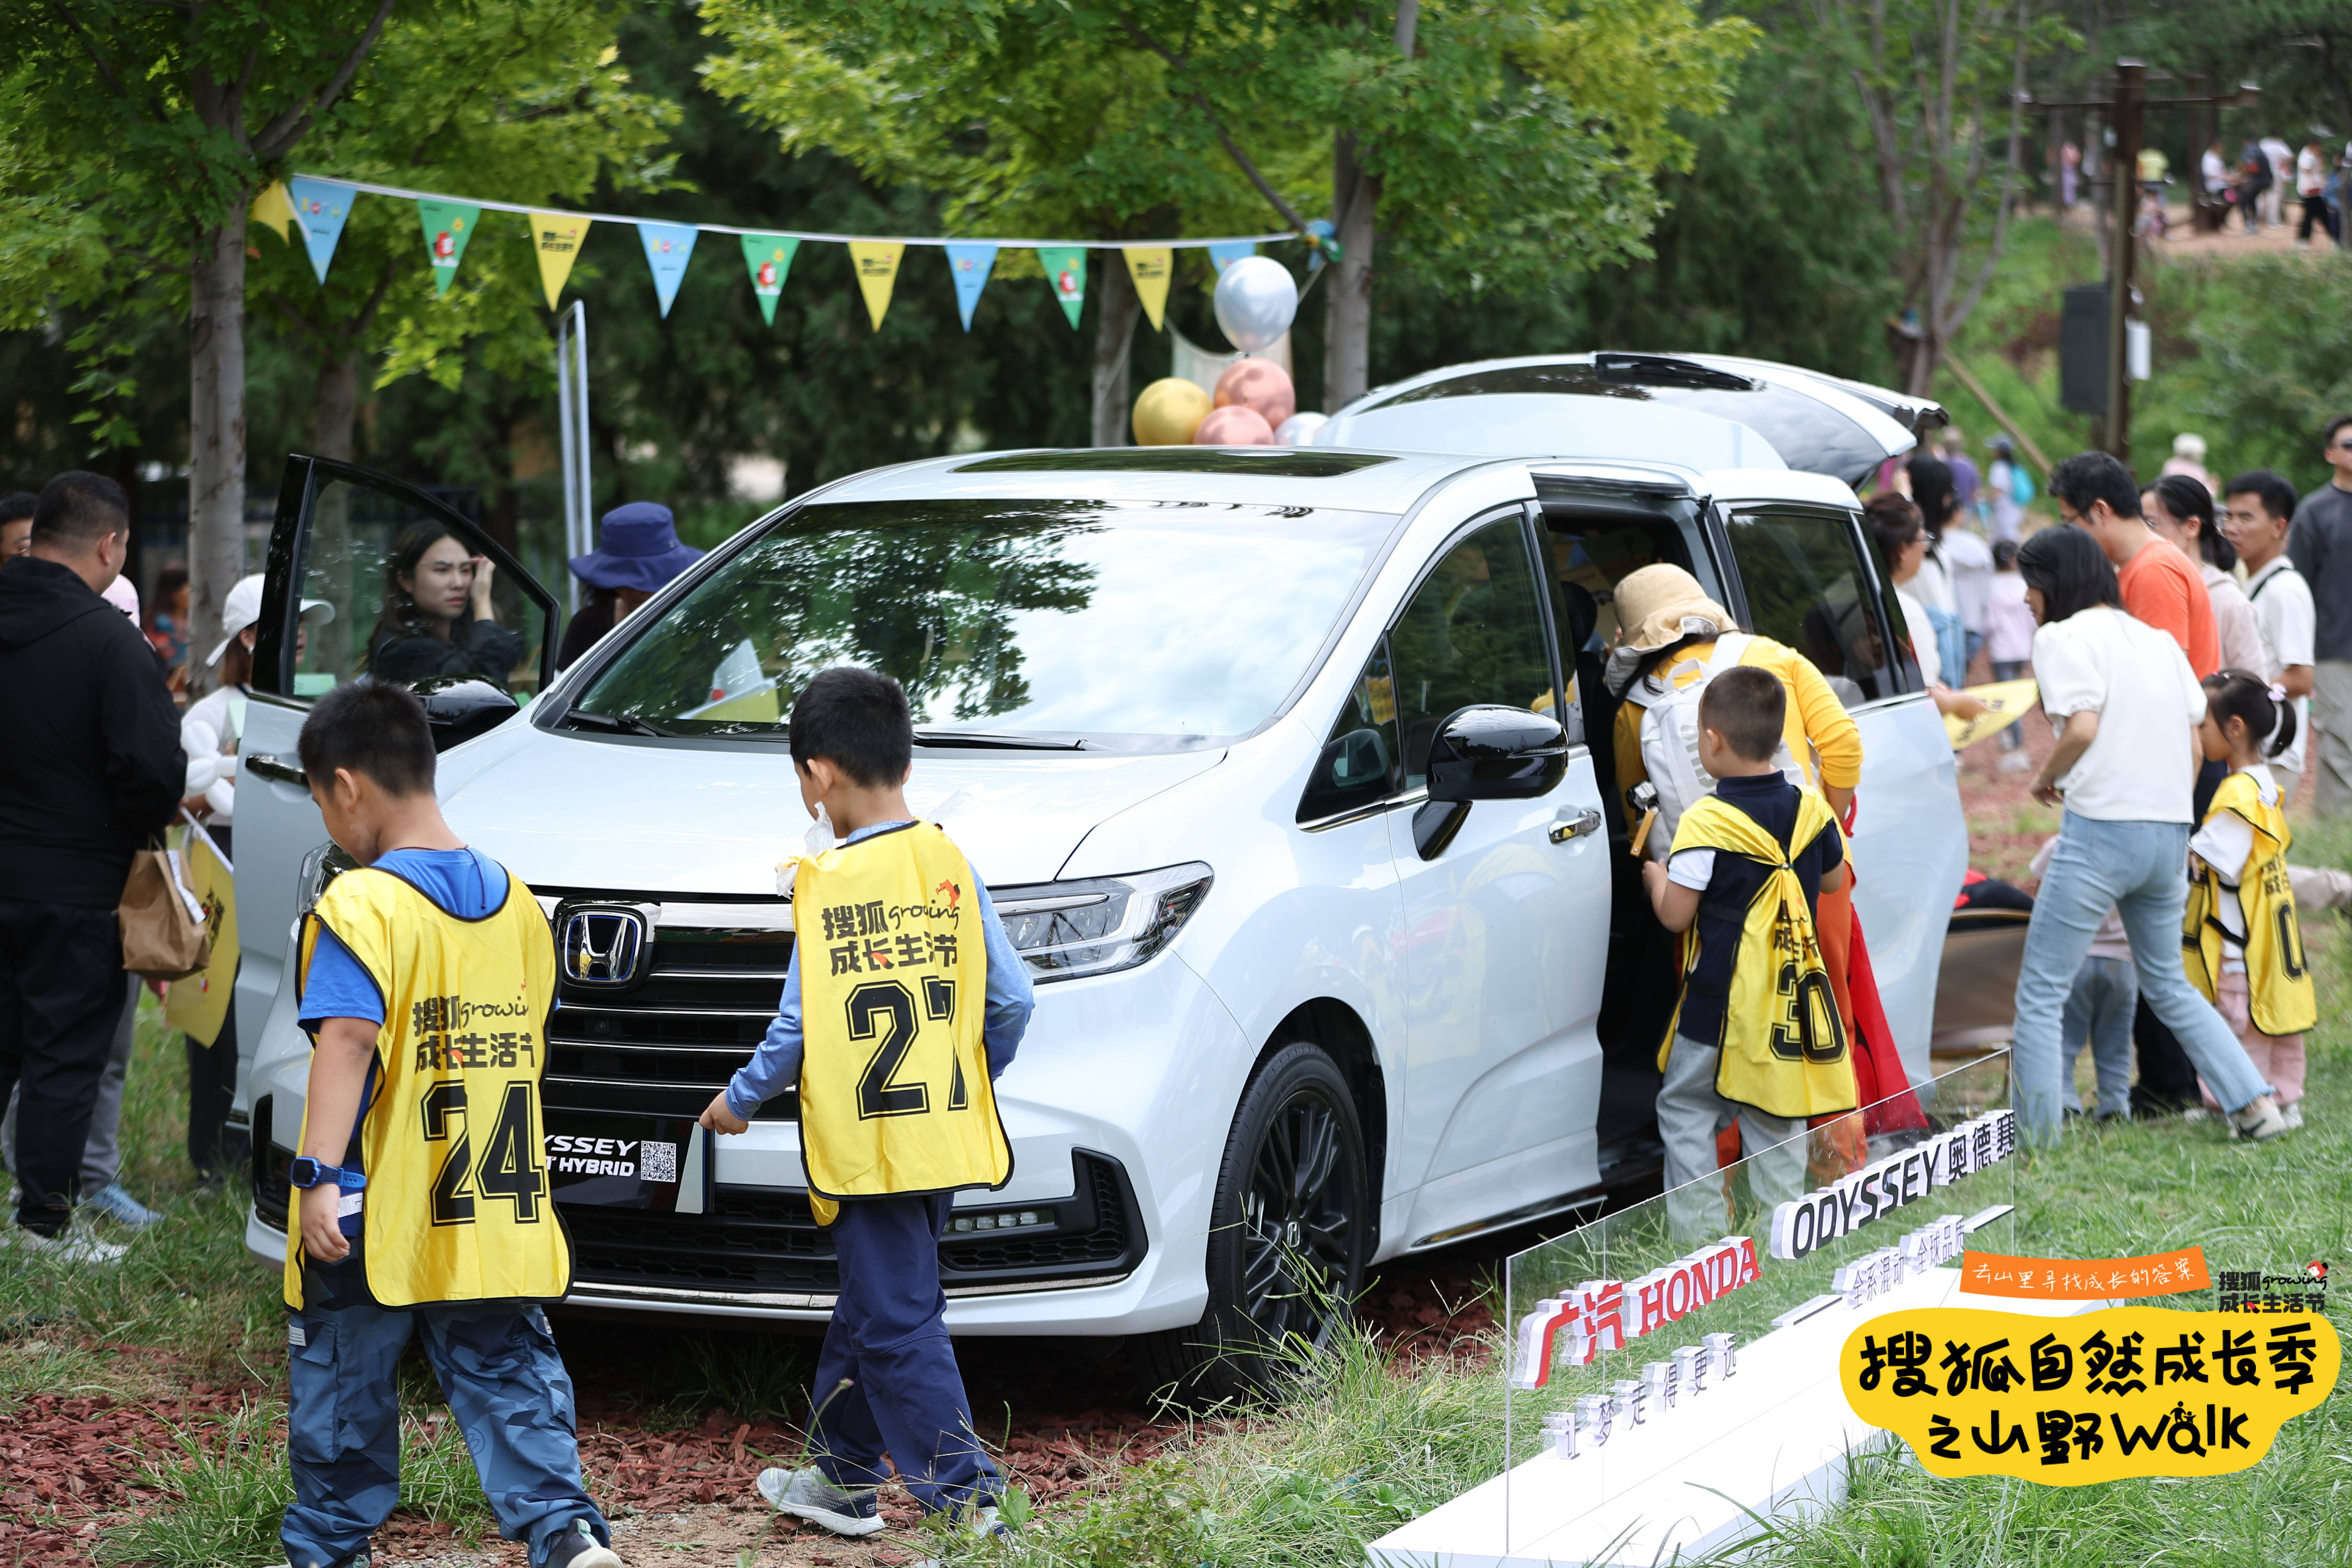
[441,733,1226,894]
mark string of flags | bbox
[251,175,1292,333]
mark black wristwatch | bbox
[287,1157,367,1191]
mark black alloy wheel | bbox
[1136,1041,1370,1403]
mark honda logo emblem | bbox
[561,908,647,987]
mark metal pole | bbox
[2104,61,2145,467]
[556,310,579,612]
[570,301,593,596]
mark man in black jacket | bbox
[0,471,182,1246]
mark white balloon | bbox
[1213,256,1299,354]
[1273,411,1328,447]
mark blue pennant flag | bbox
[1207,241,1256,274]
[639,222,699,318]
[944,243,998,332]
[286,177,358,285]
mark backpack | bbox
[1634,632,1806,850]
[2011,464,2034,505]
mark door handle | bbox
[247,753,308,787]
[1549,808,1603,844]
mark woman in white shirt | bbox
[2010,526,2287,1142]
[2143,475,2265,674]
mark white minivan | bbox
[233,351,1965,1394]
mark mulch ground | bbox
[0,1379,256,1566]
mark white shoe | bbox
[3,1224,126,1264]
[1996,751,2034,774]
[2280,1101,2303,1130]
[545,1517,623,1568]
[759,1467,885,1537]
[2232,1095,2290,1141]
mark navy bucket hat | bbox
[571,502,704,593]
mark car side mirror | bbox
[1424,705,1570,804]
[1296,728,1393,822]
[409,675,520,752]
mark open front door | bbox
[233,456,559,1094]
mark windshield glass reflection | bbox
[571,499,1398,750]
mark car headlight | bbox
[994,862,1213,983]
[295,841,358,920]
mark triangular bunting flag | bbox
[1123,247,1172,332]
[1207,240,1256,274]
[848,241,903,331]
[416,200,480,296]
[1037,246,1087,329]
[944,243,997,332]
[530,213,590,311]
[250,181,298,245]
[740,234,800,326]
[286,177,356,285]
[639,222,698,318]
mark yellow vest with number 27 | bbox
[2184,770,2317,1036]
[794,822,1010,1226]
[284,864,569,1310]
[1659,790,1859,1120]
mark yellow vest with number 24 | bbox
[284,864,569,1310]
[794,823,1010,1226]
[1659,790,1859,1120]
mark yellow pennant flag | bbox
[848,241,904,331]
[531,212,591,311]
[1123,247,1173,331]
[250,181,298,244]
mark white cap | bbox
[102,574,140,620]
[206,572,335,667]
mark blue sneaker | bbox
[84,1183,159,1228]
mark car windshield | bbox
[568,498,1398,750]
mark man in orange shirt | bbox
[2049,451,2219,676]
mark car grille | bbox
[562,1150,1146,1296]
[544,904,799,1122]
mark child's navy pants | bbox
[282,1255,609,1568]
[810,1191,1000,1513]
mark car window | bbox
[1387,516,1559,787]
[1299,638,1402,821]
[1721,508,1913,706]
[291,477,548,700]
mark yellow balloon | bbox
[1133,377,1212,446]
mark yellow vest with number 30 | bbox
[2184,771,2316,1036]
[794,823,1010,1226]
[1659,790,1859,1119]
[283,865,569,1309]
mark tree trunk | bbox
[313,349,362,462]
[1322,130,1377,411]
[1089,256,1141,447]
[187,218,248,701]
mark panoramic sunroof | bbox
[954,448,1397,478]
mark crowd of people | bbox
[2074,130,2352,246]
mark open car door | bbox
[232,456,559,1100]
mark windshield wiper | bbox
[563,709,674,738]
[913,729,1086,751]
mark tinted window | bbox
[1388,517,1559,785]
[1722,509,1914,705]
[291,478,546,699]
[1299,640,1402,820]
[955,449,1394,477]
[572,499,1395,750]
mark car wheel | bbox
[1135,1041,1370,1403]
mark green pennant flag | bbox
[416,200,481,296]
[740,234,800,326]
[1036,246,1087,329]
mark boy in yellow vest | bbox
[700,667,1033,1537]
[1641,665,1856,1238]
[285,682,619,1568]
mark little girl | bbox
[2186,670,2314,1128]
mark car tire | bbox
[1134,1041,1371,1404]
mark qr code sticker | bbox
[639,1139,678,1185]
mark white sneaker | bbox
[2280,1101,2304,1129]
[3,1224,126,1264]
[545,1517,623,1568]
[1996,750,2034,774]
[759,1467,885,1537]
[2231,1096,2290,1141]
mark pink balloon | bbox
[1193,405,1276,446]
[1213,358,1297,429]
